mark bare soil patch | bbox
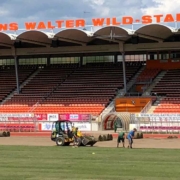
[0,136,180,149]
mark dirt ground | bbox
[0,136,180,149]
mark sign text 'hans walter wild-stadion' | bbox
[1,13,180,31]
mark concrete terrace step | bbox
[0,68,41,105]
[142,70,167,96]
[99,65,146,116]
[9,132,180,139]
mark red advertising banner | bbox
[34,114,47,121]
[59,114,91,122]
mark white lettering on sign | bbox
[138,113,180,117]
[48,114,59,121]
[41,122,55,131]
[0,113,34,117]
[69,114,79,120]
[73,122,91,131]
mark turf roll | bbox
[0,131,7,137]
[139,132,143,139]
[98,135,103,141]
[6,131,10,137]
[109,134,113,140]
[103,135,107,141]
[134,132,140,139]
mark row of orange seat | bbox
[152,69,180,113]
[0,62,143,115]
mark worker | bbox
[127,128,137,149]
[72,125,76,132]
[72,127,78,147]
[117,131,125,148]
[77,129,83,137]
[114,121,117,133]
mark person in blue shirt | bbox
[127,128,137,149]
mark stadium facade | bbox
[0,15,180,132]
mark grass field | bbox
[0,145,180,180]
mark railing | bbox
[0,120,38,132]
[130,112,180,134]
[124,92,142,96]
[28,101,40,112]
[0,120,96,132]
[136,78,153,84]
[140,100,152,113]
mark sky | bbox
[0,0,179,30]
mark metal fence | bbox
[140,100,152,113]
[0,120,96,132]
[130,113,180,134]
[0,120,38,132]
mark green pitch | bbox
[0,145,180,180]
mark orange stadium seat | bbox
[0,62,143,115]
[136,68,160,83]
[152,69,180,113]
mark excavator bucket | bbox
[81,135,98,146]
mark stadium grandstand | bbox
[1,23,180,132]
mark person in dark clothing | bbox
[117,131,125,148]
[114,121,117,133]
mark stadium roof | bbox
[1,24,179,46]
[1,24,180,57]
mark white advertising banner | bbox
[137,113,180,121]
[73,122,91,131]
[138,113,180,117]
[47,114,59,121]
[0,117,8,121]
[41,122,91,131]
[41,122,55,131]
[0,113,34,117]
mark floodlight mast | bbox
[83,11,91,30]
[119,43,127,94]
[13,47,20,94]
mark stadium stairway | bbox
[1,64,77,111]
[0,62,143,116]
[146,106,156,113]
[0,67,41,105]
[32,62,126,116]
[142,70,167,96]
[147,69,180,113]
[146,96,165,113]
[0,65,41,105]
[98,64,145,118]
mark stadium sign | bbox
[137,113,180,117]
[1,13,180,31]
[0,113,34,117]
[59,114,91,122]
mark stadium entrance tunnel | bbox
[102,112,131,131]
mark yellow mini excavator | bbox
[51,120,98,147]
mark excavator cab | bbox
[51,120,74,145]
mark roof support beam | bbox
[96,37,125,43]
[135,33,164,42]
[17,38,51,47]
[54,37,87,46]
[0,43,13,48]
[1,42,180,57]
